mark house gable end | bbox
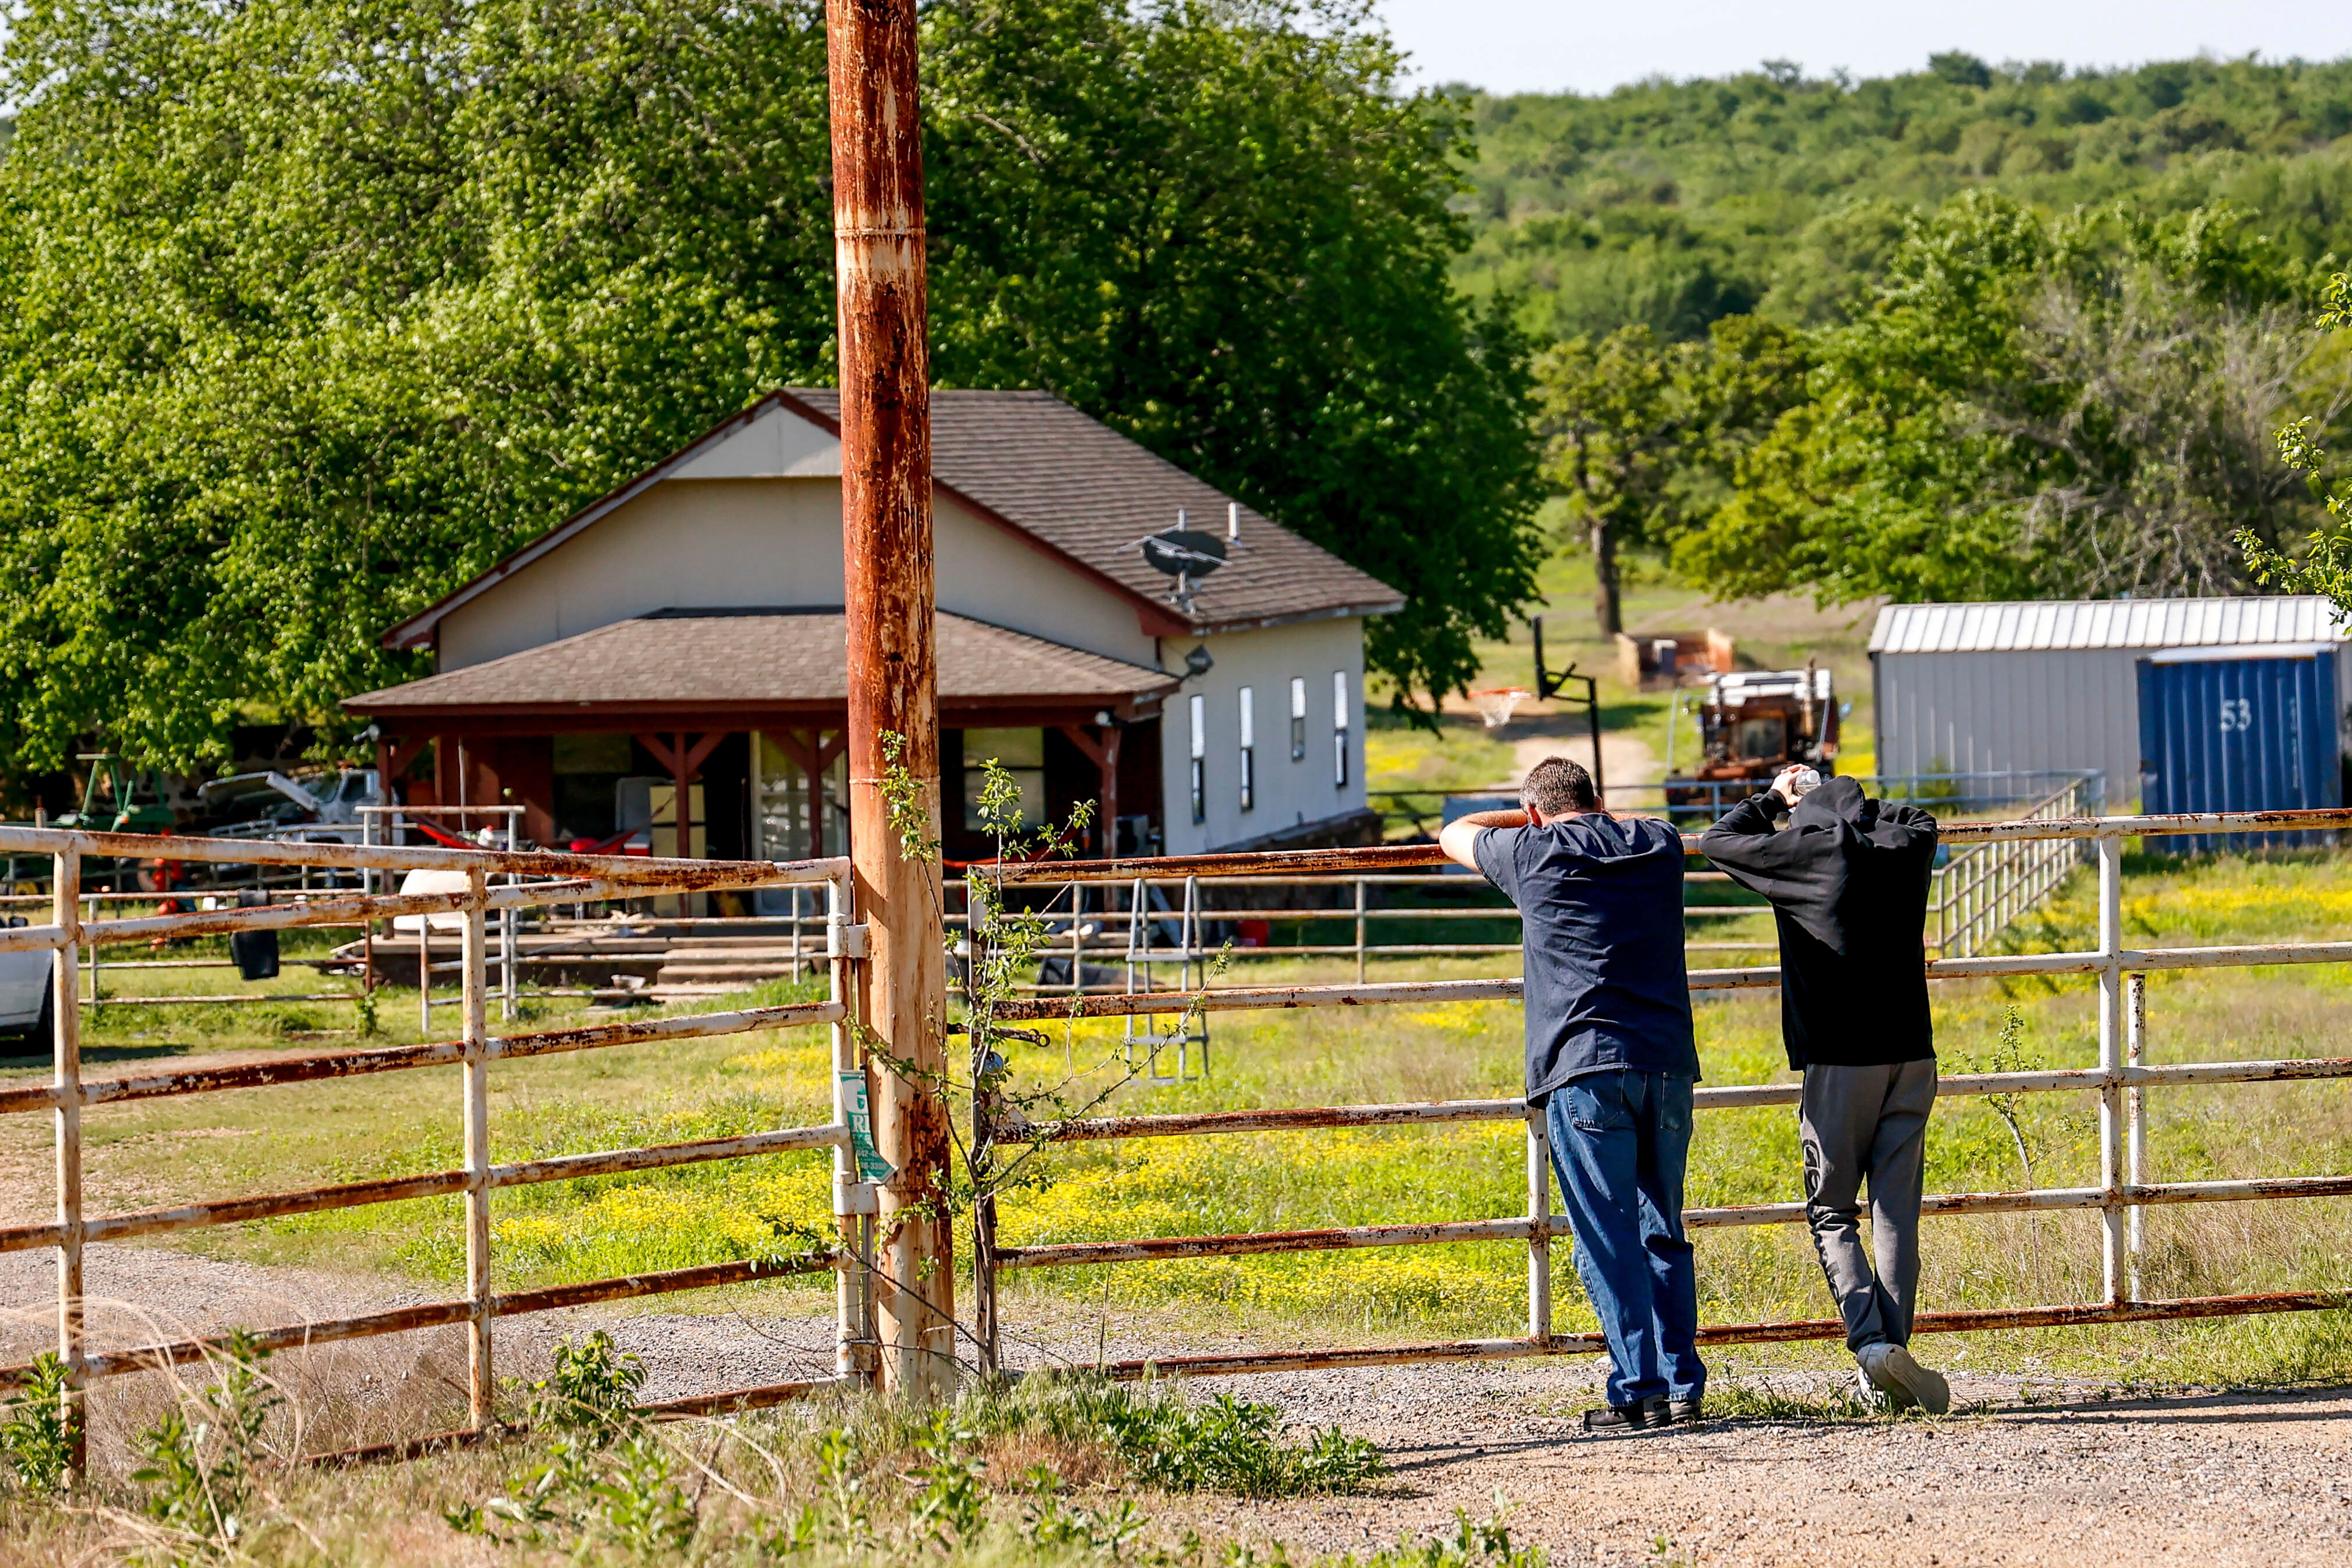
[384,389,1189,653]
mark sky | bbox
[1377,0,2352,97]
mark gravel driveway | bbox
[1167,1358,2352,1566]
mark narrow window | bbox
[1289,676,1307,761]
[1238,686,1256,811]
[1332,670,1350,788]
[1189,693,1207,825]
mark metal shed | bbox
[1869,598,2352,808]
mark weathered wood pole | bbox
[828,0,952,1399]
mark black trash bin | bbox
[230,890,279,982]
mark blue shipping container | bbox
[2136,644,2343,852]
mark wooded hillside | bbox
[1457,54,2352,339]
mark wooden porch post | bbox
[1057,723,1122,857]
[634,732,727,859]
[773,729,849,859]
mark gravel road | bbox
[1165,1359,2352,1566]
[5,1246,2349,1562]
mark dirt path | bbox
[0,1244,840,1425]
[1504,712,1657,806]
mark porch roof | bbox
[344,608,1177,723]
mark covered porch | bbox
[345,608,1177,886]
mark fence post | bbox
[1354,877,1367,985]
[1525,1104,1551,1345]
[829,874,878,1387]
[460,865,494,1428]
[2125,971,2147,1303]
[2096,833,2125,1306]
[52,848,85,1480]
[417,820,434,1037]
[502,815,519,1022]
[361,813,377,997]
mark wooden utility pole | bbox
[828,0,952,1399]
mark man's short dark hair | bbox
[1521,757,1599,817]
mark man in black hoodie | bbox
[1698,768,1951,1415]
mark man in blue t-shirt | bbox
[1440,756,1703,1433]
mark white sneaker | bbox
[1858,1342,1950,1416]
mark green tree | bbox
[926,0,1543,716]
[2241,272,2352,609]
[1534,327,1698,637]
[0,0,1539,769]
[1677,194,2349,603]
[1456,53,2352,344]
[1533,314,1809,633]
[0,0,839,767]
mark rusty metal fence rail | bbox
[0,826,878,1468]
[973,809,2352,1380]
[948,787,2101,988]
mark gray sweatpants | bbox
[1798,1058,1936,1352]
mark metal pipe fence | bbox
[969,809,2352,1380]
[0,825,879,1474]
[17,804,2352,1454]
[1928,774,2098,958]
[1368,769,2107,835]
[943,797,2089,991]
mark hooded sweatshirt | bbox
[1697,777,1939,1070]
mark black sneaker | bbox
[1669,1397,1703,1424]
[1582,1395,1670,1434]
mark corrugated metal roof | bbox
[1867,598,2352,655]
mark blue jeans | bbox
[1546,1069,1704,1407]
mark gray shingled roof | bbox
[347,609,1178,714]
[786,389,1401,633]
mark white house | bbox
[345,389,1402,864]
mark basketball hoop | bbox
[1469,687,1534,729]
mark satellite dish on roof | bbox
[1137,514,1229,614]
[1139,529,1228,580]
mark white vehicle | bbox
[0,922,53,1038]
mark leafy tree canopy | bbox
[0,0,1539,769]
[1532,314,1809,634]
[1457,54,2352,341]
[1675,194,2352,603]
[2243,271,2352,609]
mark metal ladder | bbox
[1122,875,1208,1083]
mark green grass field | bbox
[8,849,2352,1390]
